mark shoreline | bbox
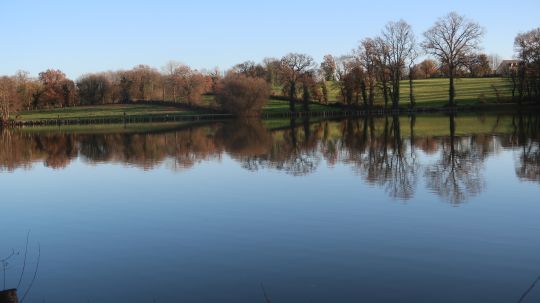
[4,101,540,127]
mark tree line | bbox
[1,12,539,122]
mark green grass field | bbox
[16,78,516,122]
[273,77,513,106]
[399,77,512,106]
[322,77,513,106]
[18,104,205,121]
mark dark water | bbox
[1,114,539,303]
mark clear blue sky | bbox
[1,0,538,79]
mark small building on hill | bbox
[496,60,520,76]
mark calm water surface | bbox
[1,114,539,303]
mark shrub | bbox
[215,74,270,116]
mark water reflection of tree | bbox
[513,114,540,183]
[253,117,321,176]
[0,128,37,171]
[214,119,272,171]
[424,115,485,204]
[348,116,419,200]
[1,114,539,203]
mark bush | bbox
[215,74,270,116]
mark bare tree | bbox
[160,63,207,105]
[374,37,392,107]
[279,53,315,112]
[408,47,419,107]
[37,69,74,108]
[346,61,366,107]
[488,53,502,72]
[422,12,484,106]
[162,61,184,102]
[77,73,111,105]
[320,54,337,81]
[465,53,491,77]
[382,20,416,109]
[514,27,540,102]
[356,39,378,107]
[262,57,281,88]
[417,59,438,79]
[232,61,266,79]
[0,76,21,123]
[334,55,357,106]
[129,65,162,101]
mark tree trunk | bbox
[382,81,389,109]
[289,82,296,112]
[449,113,456,151]
[303,116,310,142]
[449,67,456,107]
[393,80,400,110]
[302,83,310,112]
[290,117,297,148]
[410,114,416,151]
[321,82,328,104]
[409,68,415,108]
[392,114,402,155]
[360,81,368,108]
[368,82,375,108]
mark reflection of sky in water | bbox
[1,118,540,303]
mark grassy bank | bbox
[16,99,340,123]
[18,104,204,121]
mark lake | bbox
[1,113,539,303]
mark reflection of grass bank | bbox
[15,121,216,135]
[264,114,517,138]
[16,113,520,138]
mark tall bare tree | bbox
[382,20,416,109]
[0,76,21,123]
[13,71,38,110]
[417,59,438,79]
[422,12,484,106]
[320,54,337,81]
[374,37,392,107]
[357,39,378,107]
[514,27,540,102]
[77,73,111,105]
[37,69,76,108]
[488,54,502,72]
[408,47,419,107]
[162,61,183,102]
[466,53,491,77]
[279,53,315,112]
